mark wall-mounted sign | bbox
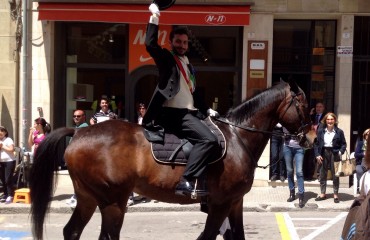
[250,70,265,79]
[250,59,265,70]
[251,42,265,50]
[337,46,353,57]
[247,41,268,98]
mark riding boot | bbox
[298,193,305,208]
[287,189,295,202]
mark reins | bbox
[214,117,294,169]
[214,117,298,138]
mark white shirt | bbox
[360,170,370,196]
[0,137,15,162]
[323,128,336,147]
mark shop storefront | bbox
[21,1,370,185]
[35,2,250,127]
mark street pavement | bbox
[0,171,356,214]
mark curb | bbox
[0,202,350,214]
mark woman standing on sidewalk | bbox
[314,112,347,203]
[283,127,306,208]
[28,117,51,154]
[0,126,16,204]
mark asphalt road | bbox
[0,211,348,239]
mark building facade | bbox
[1,0,370,184]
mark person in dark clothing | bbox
[270,123,286,182]
[144,3,221,197]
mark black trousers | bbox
[319,148,340,194]
[0,161,16,197]
[157,107,221,180]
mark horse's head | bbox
[279,83,316,148]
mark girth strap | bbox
[169,139,189,161]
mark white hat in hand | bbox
[149,3,160,16]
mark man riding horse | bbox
[143,3,221,197]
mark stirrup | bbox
[191,179,198,199]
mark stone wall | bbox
[0,0,19,143]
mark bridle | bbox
[214,91,310,138]
[213,90,311,169]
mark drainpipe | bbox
[21,0,29,150]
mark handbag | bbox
[334,151,356,177]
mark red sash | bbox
[173,55,194,93]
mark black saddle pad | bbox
[151,117,226,165]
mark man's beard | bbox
[173,48,186,57]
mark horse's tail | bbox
[30,127,75,240]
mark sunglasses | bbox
[73,115,82,118]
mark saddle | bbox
[144,117,226,165]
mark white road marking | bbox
[301,212,347,240]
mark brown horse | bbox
[30,81,315,240]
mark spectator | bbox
[283,127,306,208]
[90,97,117,125]
[137,103,146,125]
[0,126,16,204]
[66,110,89,207]
[354,128,370,193]
[126,103,148,206]
[270,123,286,182]
[305,102,327,180]
[314,112,347,203]
[310,102,326,131]
[28,117,51,154]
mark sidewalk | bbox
[0,171,355,214]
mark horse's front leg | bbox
[223,197,245,240]
[197,202,232,240]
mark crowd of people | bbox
[0,97,149,207]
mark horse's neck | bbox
[236,97,284,161]
[243,99,282,133]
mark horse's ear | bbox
[288,81,299,93]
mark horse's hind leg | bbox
[63,197,97,240]
[98,203,125,240]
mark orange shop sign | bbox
[128,24,172,73]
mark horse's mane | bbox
[225,82,289,124]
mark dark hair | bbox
[138,103,146,109]
[0,126,9,137]
[169,26,189,41]
[100,97,109,103]
[35,117,51,134]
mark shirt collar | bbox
[325,127,336,133]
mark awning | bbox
[37,3,250,26]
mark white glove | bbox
[149,3,160,16]
[207,108,220,118]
